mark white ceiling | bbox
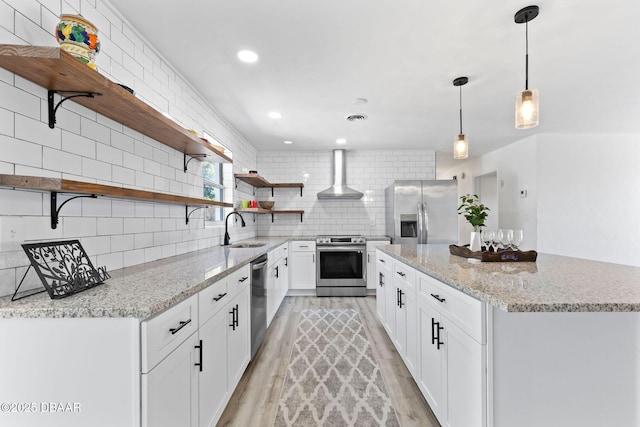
[109,0,640,170]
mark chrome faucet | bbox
[224,212,246,246]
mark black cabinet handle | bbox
[234,304,239,328]
[396,288,400,307]
[285,257,288,267]
[368,253,370,263]
[430,293,446,303]
[380,259,386,263]
[275,266,279,278]
[379,272,384,287]
[431,318,444,349]
[169,319,191,335]
[194,339,203,372]
[213,292,227,302]
[399,289,404,308]
[229,307,236,330]
[239,276,248,283]
[397,271,406,277]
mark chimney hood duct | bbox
[317,149,363,200]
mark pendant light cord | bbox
[459,85,463,134]
[525,19,529,90]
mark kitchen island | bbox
[377,244,640,427]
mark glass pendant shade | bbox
[515,88,539,129]
[453,134,468,159]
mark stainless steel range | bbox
[316,235,366,297]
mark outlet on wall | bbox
[0,218,25,252]
[520,189,528,198]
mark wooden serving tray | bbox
[449,245,537,262]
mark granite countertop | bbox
[0,237,293,319]
[379,244,640,313]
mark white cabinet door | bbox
[405,289,419,377]
[290,251,316,289]
[142,332,199,427]
[418,300,446,423]
[366,241,390,289]
[384,270,397,338]
[227,284,251,391]
[198,310,228,427]
[375,263,388,323]
[445,320,485,427]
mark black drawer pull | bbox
[213,292,227,302]
[379,272,384,287]
[194,340,203,372]
[169,319,191,335]
[397,271,406,277]
[239,276,248,283]
[380,259,386,263]
[430,293,446,303]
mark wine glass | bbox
[503,229,513,250]
[491,230,501,252]
[481,230,492,251]
[511,229,523,250]
[495,228,504,252]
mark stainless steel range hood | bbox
[317,149,363,200]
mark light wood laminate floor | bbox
[217,296,440,427]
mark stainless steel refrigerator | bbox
[385,180,458,244]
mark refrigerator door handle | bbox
[423,202,429,244]
[417,202,424,244]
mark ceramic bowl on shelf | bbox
[258,201,274,210]
[55,14,100,70]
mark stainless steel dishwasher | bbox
[250,254,268,359]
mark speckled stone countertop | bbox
[0,237,297,319]
[379,244,640,312]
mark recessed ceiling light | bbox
[237,50,258,63]
[352,98,368,104]
[268,111,282,119]
[336,138,347,145]
[283,140,293,145]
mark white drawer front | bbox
[226,265,251,299]
[198,280,229,326]
[394,260,416,293]
[377,250,392,268]
[418,272,484,343]
[290,241,316,252]
[141,294,198,373]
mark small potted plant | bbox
[457,194,490,251]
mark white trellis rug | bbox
[273,309,400,427]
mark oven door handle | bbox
[316,246,366,252]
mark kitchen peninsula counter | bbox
[0,236,302,319]
[379,244,640,312]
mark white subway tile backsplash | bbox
[0,108,13,137]
[97,143,123,166]
[96,251,123,271]
[144,245,162,263]
[81,235,111,255]
[62,217,97,238]
[123,248,144,267]
[145,218,162,233]
[111,234,133,252]
[43,146,82,175]
[81,117,111,144]
[82,157,111,181]
[112,165,135,186]
[62,130,96,158]
[123,217,145,234]
[134,232,153,249]
[111,200,135,217]
[81,197,112,217]
[0,134,43,167]
[134,170,153,189]
[0,82,41,120]
[97,217,123,235]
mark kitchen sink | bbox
[228,242,266,248]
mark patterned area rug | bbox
[274,309,400,426]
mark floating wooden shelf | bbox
[234,174,303,196]
[235,208,304,223]
[0,44,232,165]
[0,174,232,228]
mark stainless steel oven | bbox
[316,235,366,296]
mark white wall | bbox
[255,150,436,236]
[438,136,538,249]
[537,134,640,266]
[0,0,258,297]
[439,133,640,267]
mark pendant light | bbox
[453,76,469,160]
[514,5,540,129]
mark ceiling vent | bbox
[346,114,368,122]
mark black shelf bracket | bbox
[50,192,97,229]
[184,153,208,172]
[186,206,207,224]
[48,90,102,129]
[234,179,256,195]
[270,212,304,223]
